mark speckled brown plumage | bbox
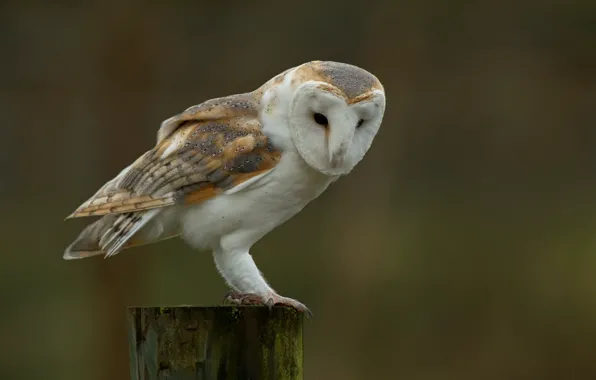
[67,100,280,219]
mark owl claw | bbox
[223,291,263,306]
[222,290,242,305]
[223,291,312,318]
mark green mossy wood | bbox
[128,306,304,380]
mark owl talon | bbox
[222,291,312,318]
[222,290,241,305]
[224,291,262,306]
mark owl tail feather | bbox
[63,215,117,260]
[63,209,161,260]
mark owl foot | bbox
[223,290,313,318]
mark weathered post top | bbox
[127,306,304,380]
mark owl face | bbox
[279,61,386,176]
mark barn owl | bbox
[64,60,386,316]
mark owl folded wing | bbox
[66,101,281,219]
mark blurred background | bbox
[1,0,596,379]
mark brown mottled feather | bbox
[67,93,281,219]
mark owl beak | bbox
[328,124,354,168]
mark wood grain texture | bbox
[127,306,304,380]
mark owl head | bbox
[260,60,386,176]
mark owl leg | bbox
[213,247,312,317]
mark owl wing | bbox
[67,94,281,219]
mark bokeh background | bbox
[2,0,596,379]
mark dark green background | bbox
[1,1,595,379]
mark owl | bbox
[64,60,386,316]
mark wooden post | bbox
[127,306,304,380]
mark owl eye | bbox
[356,119,364,128]
[313,113,329,126]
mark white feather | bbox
[180,150,334,254]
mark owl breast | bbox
[179,150,335,252]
